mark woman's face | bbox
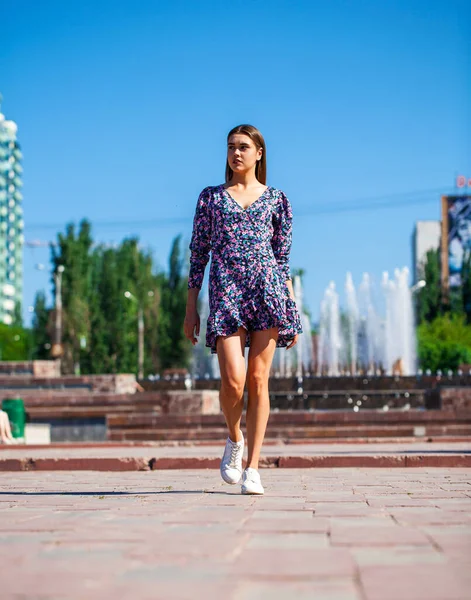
[227,134,262,175]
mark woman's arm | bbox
[188,187,212,291]
[271,190,295,300]
[185,187,212,344]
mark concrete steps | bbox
[107,409,471,442]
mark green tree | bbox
[31,290,51,360]
[47,220,191,376]
[51,219,93,374]
[79,248,108,374]
[159,235,191,370]
[417,313,471,371]
[0,324,31,360]
[12,301,23,327]
[416,248,443,323]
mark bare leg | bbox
[216,326,247,443]
[245,327,278,469]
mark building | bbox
[0,95,24,325]
[412,220,440,284]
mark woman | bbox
[184,124,303,495]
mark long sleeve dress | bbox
[188,184,303,354]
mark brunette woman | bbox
[184,124,302,494]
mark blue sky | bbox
[2,0,470,325]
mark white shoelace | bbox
[228,440,242,468]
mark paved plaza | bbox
[1,468,470,599]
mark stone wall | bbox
[439,387,471,410]
[141,374,471,393]
[0,372,137,394]
[0,361,61,377]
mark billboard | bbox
[442,195,471,288]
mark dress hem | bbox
[206,317,303,355]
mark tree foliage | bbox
[0,323,31,360]
[417,313,471,372]
[31,290,51,359]
[28,220,191,376]
[416,248,443,324]
[414,245,471,371]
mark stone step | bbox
[0,374,136,394]
[23,405,471,422]
[108,423,471,442]
[1,447,471,470]
[107,409,471,428]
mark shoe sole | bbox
[241,487,264,495]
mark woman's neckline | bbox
[219,183,272,212]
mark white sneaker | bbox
[241,467,264,495]
[220,433,244,484]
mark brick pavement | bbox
[1,468,470,599]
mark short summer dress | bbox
[188,184,303,354]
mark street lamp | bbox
[410,280,426,294]
[124,290,154,380]
[51,265,65,359]
[34,263,64,360]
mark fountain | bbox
[271,274,313,377]
[318,267,417,376]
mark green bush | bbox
[417,314,471,371]
[0,324,32,361]
[418,340,471,372]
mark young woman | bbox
[184,124,303,495]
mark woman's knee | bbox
[221,372,245,398]
[247,369,269,391]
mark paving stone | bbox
[234,579,363,600]
[125,532,250,560]
[359,564,470,600]
[245,532,330,549]
[420,524,471,555]
[366,496,436,507]
[351,544,447,567]
[330,524,434,546]
[250,509,314,520]
[241,517,330,533]
[305,493,367,502]
[311,502,386,517]
[231,547,357,578]
[389,508,471,525]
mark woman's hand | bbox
[286,334,298,350]
[184,307,200,345]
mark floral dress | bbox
[188,184,303,354]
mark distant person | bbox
[184,124,303,495]
[0,410,14,444]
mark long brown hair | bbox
[225,124,267,185]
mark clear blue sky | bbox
[2,0,470,326]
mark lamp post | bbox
[124,290,154,380]
[34,263,64,361]
[51,265,65,360]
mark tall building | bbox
[0,94,24,325]
[412,220,441,283]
